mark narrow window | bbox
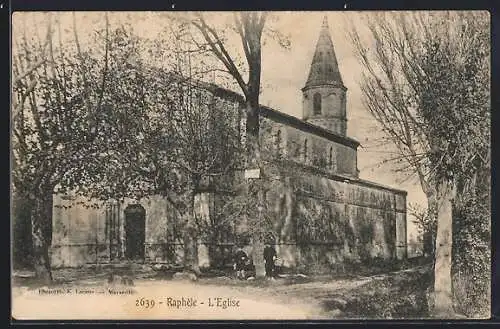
[329,146,337,171]
[275,129,282,157]
[304,139,308,163]
[329,147,333,168]
[313,93,322,115]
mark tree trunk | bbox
[280,177,294,241]
[244,95,267,277]
[252,189,266,278]
[13,193,34,270]
[31,193,54,284]
[245,99,261,170]
[182,190,200,275]
[432,180,454,317]
[425,192,438,258]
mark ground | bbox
[12,259,432,320]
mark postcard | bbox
[11,10,491,320]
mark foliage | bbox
[82,37,245,272]
[349,11,490,316]
[170,13,291,276]
[338,266,432,319]
[408,203,436,257]
[12,13,247,276]
[412,13,490,318]
[416,15,489,185]
[451,167,490,317]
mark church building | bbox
[48,17,407,273]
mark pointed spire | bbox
[303,16,344,90]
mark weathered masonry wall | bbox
[51,193,216,268]
[51,152,406,271]
[51,194,183,267]
[51,195,107,267]
[260,116,358,177]
[293,173,406,272]
[51,171,406,271]
[259,167,407,273]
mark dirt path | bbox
[12,265,431,320]
[12,279,327,320]
[194,265,431,319]
[197,275,372,307]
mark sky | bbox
[13,11,430,244]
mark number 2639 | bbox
[136,298,155,308]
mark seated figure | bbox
[233,245,255,280]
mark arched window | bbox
[304,139,308,163]
[313,93,322,115]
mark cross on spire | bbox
[322,15,329,28]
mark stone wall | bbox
[51,195,107,267]
[51,192,235,268]
[259,168,407,273]
[51,194,183,268]
[260,117,358,177]
[50,172,406,272]
[50,157,405,271]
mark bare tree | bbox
[190,12,266,157]
[168,12,290,276]
[349,12,490,316]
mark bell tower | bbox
[302,16,347,136]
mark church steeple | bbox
[303,15,344,90]
[302,15,348,136]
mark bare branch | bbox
[192,14,248,95]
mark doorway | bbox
[124,204,146,260]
